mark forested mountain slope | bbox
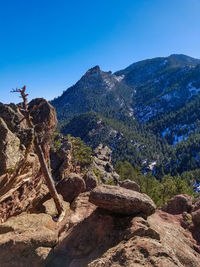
[51,54,200,178]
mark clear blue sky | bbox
[0,0,200,103]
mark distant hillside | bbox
[51,54,200,177]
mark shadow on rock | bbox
[46,208,135,267]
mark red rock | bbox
[89,185,156,216]
[119,179,140,192]
[162,194,193,214]
[192,209,200,226]
[56,173,86,203]
[83,170,98,191]
[148,210,200,267]
[192,197,200,212]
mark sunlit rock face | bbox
[0,99,57,223]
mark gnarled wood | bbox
[11,86,65,221]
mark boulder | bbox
[89,185,156,216]
[119,179,140,192]
[56,173,86,203]
[192,209,200,226]
[28,98,57,160]
[192,197,200,212]
[162,194,193,214]
[83,170,98,191]
[28,98,57,136]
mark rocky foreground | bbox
[0,100,200,267]
[0,188,200,267]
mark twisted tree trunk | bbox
[11,86,65,221]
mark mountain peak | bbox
[168,54,200,65]
[169,53,189,58]
[86,65,101,74]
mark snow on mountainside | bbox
[52,65,134,122]
[116,56,200,122]
[51,54,200,176]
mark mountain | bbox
[115,54,200,122]
[51,54,200,177]
[52,65,133,123]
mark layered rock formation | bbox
[0,99,57,222]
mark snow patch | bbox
[161,128,171,137]
[148,161,157,171]
[103,78,115,90]
[114,74,124,82]
[161,93,173,101]
[162,59,168,66]
[187,82,200,96]
[128,107,134,117]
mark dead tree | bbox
[11,86,65,221]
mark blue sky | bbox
[0,0,200,103]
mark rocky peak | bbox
[80,65,116,89]
[85,65,101,75]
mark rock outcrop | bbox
[90,144,119,184]
[192,209,200,226]
[0,99,57,222]
[148,210,200,267]
[192,197,200,212]
[119,179,140,192]
[162,194,193,214]
[47,192,200,267]
[28,98,57,161]
[83,170,99,191]
[48,193,160,267]
[0,184,200,266]
[89,185,156,217]
[50,135,73,180]
[0,117,21,175]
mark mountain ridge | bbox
[51,54,200,177]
